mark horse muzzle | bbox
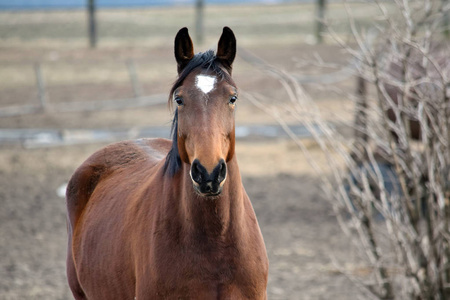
[190,158,227,197]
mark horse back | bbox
[66,138,170,230]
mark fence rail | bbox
[0,124,324,148]
[0,60,167,117]
[0,46,340,147]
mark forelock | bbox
[169,50,231,99]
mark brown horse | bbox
[66,27,269,299]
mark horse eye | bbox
[229,96,238,105]
[174,96,184,106]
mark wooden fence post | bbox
[195,0,204,45]
[88,0,97,48]
[315,0,326,44]
[126,59,143,98]
[34,63,47,111]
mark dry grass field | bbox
[0,2,396,299]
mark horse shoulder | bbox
[66,138,171,229]
[239,192,269,297]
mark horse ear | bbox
[174,27,194,74]
[216,27,236,73]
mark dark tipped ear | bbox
[216,27,236,74]
[174,27,194,74]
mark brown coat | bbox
[66,139,268,299]
[66,26,268,300]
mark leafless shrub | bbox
[248,0,450,298]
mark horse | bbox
[66,27,269,299]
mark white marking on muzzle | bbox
[196,75,216,94]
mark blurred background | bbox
[0,0,422,299]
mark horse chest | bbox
[138,234,261,299]
[152,235,238,279]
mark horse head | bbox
[167,27,237,197]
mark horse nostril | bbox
[196,161,202,173]
[191,159,203,184]
[217,160,227,183]
[190,159,226,195]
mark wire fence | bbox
[0,1,387,146]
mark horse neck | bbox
[174,155,245,239]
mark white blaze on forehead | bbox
[196,75,216,94]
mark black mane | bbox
[164,50,231,176]
[164,109,181,177]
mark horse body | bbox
[66,27,268,299]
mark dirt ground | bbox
[0,139,364,300]
[0,49,362,300]
[0,5,371,299]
